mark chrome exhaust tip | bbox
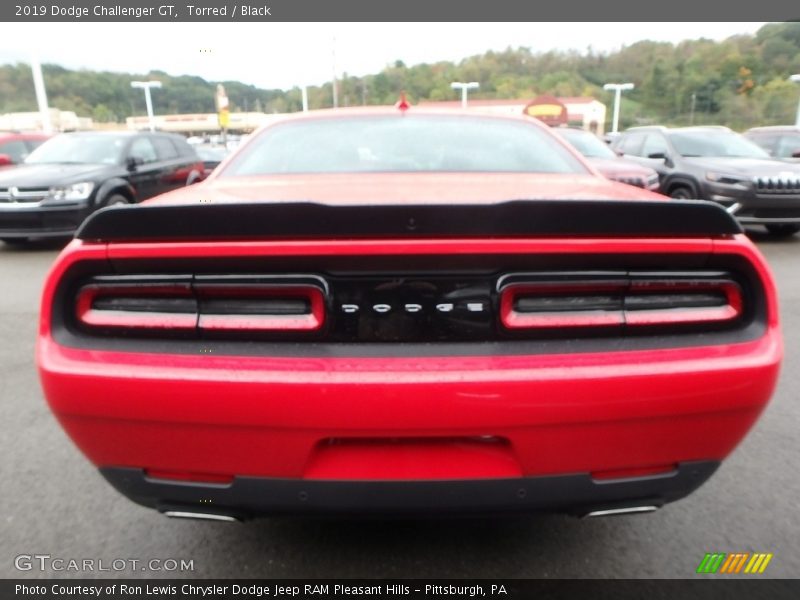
[163,510,239,522]
[583,505,659,518]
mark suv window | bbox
[152,136,178,160]
[128,137,158,164]
[747,133,779,156]
[776,134,800,159]
[617,132,646,156]
[641,134,669,158]
[171,136,198,158]
[0,140,30,163]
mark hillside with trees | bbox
[2,22,800,130]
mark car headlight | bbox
[706,172,749,187]
[48,182,94,202]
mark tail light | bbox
[499,272,744,333]
[74,275,327,336]
[195,283,325,332]
[75,279,197,331]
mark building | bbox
[0,109,93,132]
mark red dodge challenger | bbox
[37,108,782,521]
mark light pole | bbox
[131,81,162,132]
[603,82,634,133]
[451,81,479,108]
[790,74,800,127]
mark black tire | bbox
[668,185,695,200]
[765,224,800,237]
[99,193,130,208]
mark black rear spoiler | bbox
[76,199,742,242]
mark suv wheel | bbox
[100,194,129,208]
[765,224,800,237]
[669,185,695,200]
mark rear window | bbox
[220,115,589,176]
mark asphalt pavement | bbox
[1,232,798,579]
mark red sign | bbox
[523,96,568,126]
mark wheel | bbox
[765,224,800,237]
[668,185,695,200]
[100,194,130,208]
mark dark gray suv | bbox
[612,126,800,236]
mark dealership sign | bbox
[523,96,568,126]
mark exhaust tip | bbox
[163,510,239,522]
[582,505,659,518]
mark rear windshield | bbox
[220,115,589,176]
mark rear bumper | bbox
[39,330,780,515]
[101,461,719,519]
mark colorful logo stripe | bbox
[697,553,773,574]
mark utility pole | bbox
[131,81,162,132]
[450,81,479,108]
[331,35,338,108]
[302,86,309,113]
[791,75,800,127]
[603,82,634,133]
[30,55,52,134]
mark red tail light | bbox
[499,273,744,332]
[74,276,327,335]
[75,282,197,330]
[195,284,325,332]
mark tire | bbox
[765,224,800,237]
[668,185,695,200]
[99,193,129,208]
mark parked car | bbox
[0,131,49,166]
[38,108,780,521]
[0,131,204,242]
[612,125,800,236]
[744,126,800,162]
[555,127,660,191]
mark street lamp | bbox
[603,82,635,134]
[131,81,162,132]
[451,81,479,109]
[790,74,800,127]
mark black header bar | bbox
[2,1,799,22]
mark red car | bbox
[555,127,661,191]
[0,131,49,166]
[37,108,781,521]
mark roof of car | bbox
[625,125,732,133]
[745,126,800,133]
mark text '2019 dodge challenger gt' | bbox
[37,108,782,521]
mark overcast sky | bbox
[0,22,767,90]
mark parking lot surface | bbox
[1,233,798,579]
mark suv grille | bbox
[753,176,800,194]
[0,187,49,203]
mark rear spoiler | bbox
[76,199,742,242]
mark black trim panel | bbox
[76,199,742,242]
[100,461,719,518]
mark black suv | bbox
[0,131,203,242]
[612,126,800,236]
[744,126,800,163]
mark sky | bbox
[0,22,768,91]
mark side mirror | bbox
[791,149,800,159]
[648,152,668,160]
[0,154,13,167]
[125,156,143,171]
